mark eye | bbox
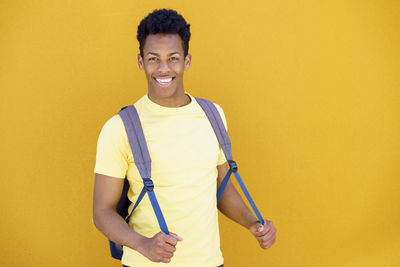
[148,57,157,62]
[170,57,179,61]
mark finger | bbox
[256,231,275,247]
[260,227,276,242]
[264,221,274,232]
[163,234,178,246]
[263,239,275,249]
[260,235,275,246]
[161,250,174,258]
[262,237,276,249]
[253,222,266,237]
[253,229,265,237]
[163,243,177,253]
[256,222,265,232]
[267,237,276,248]
[257,221,273,234]
[161,257,172,263]
[169,232,184,241]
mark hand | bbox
[249,220,277,249]
[137,232,183,263]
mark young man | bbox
[93,9,276,267]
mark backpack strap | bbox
[195,97,265,225]
[108,105,171,260]
[118,105,169,234]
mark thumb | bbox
[257,222,264,232]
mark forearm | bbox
[93,207,145,251]
[217,180,258,229]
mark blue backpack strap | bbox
[195,97,265,226]
[108,105,170,260]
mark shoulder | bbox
[212,102,227,129]
[212,102,225,116]
[193,96,225,114]
[98,114,127,142]
[194,96,228,129]
[101,114,124,131]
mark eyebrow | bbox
[146,51,181,56]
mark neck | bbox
[147,90,191,108]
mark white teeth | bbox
[156,78,172,83]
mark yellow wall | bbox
[1,0,399,266]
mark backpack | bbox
[108,97,264,260]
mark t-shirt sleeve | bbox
[214,103,228,166]
[94,115,129,178]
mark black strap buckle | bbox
[143,178,154,191]
[228,160,238,172]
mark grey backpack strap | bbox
[195,97,265,225]
[118,106,151,179]
[194,97,233,161]
[109,105,170,261]
[118,105,169,233]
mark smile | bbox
[154,77,175,87]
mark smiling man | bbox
[93,9,276,267]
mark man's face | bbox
[138,33,191,100]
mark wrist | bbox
[127,231,147,253]
[246,216,259,230]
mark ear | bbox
[184,53,191,71]
[138,54,144,71]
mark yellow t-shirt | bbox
[94,93,227,267]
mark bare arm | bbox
[216,162,277,249]
[92,173,182,262]
[216,163,258,228]
[93,173,145,250]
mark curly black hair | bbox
[137,9,191,58]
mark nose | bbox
[157,59,170,72]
